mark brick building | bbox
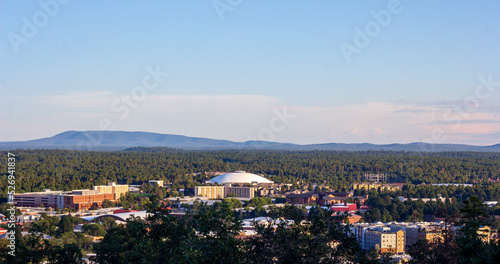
[62,190,115,210]
[13,182,128,211]
[285,193,319,205]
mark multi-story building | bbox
[194,184,255,199]
[148,180,165,187]
[195,186,226,199]
[352,182,382,191]
[478,225,491,243]
[365,229,405,254]
[351,182,399,192]
[13,189,62,208]
[285,193,320,205]
[363,173,387,183]
[226,186,255,199]
[14,182,127,211]
[62,190,116,210]
[92,182,129,200]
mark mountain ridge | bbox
[1,130,499,152]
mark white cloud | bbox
[2,92,500,145]
[347,128,359,134]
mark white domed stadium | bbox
[207,171,274,184]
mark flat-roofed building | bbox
[93,182,129,199]
[226,186,255,199]
[63,191,115,211]
[478,226,491,243]
[286,193,320,205]
[14,189,117,211]
[195,185,256,199]
[148,180,164,187]
[365,229,405,254]
[195,186,225,199]
[363,173,387,183]
[13,190,62,208]
[352,182,382,190]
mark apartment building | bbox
[195,186,225,199]
[92,182,129,199]
[194,185,255,199]
[365,229,405,254]
[226,186,255,199]
[351,182,400,192]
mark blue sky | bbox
[1,0,500,145]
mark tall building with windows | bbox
[194,186,225,199]
[194,184,255,199]
[365,229,405,254]
[92,182,129,199]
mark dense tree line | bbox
[93,201,378,264]
[408,196,500,264]
[3,197,498,263]
[355,183,500,224]
[1,149,499,198]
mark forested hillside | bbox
[1,149,500,199]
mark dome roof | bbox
[207,171,274,184]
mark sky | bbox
[1,0,500,145]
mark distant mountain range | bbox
[1,130,499,152]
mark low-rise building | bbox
[285,193,320,205]
[148,180,165,187]
[13,182,127,211]
[62,190,116,211]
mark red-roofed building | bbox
[330,202,357,212]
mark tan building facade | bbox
[195,185,255,199]
[92,182,129,199]
[365,230,405,254]
[195,186,225,199]
[226,186,255,199]
[351,182,399,192]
